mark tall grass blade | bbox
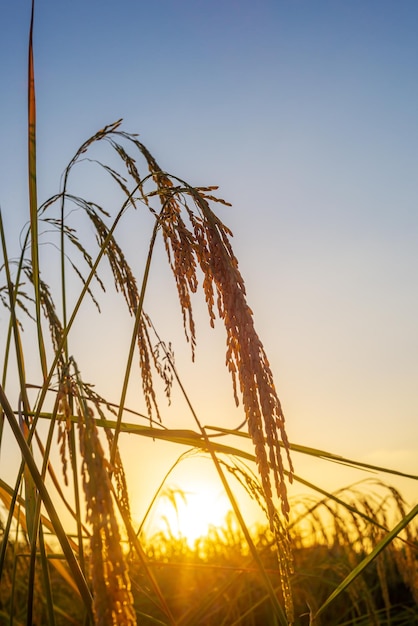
[312,502,418,622]
[38,525,57,626]
[0,212,31,429]
[0,210,38,553]
[0,479,82,596]
[0,383,93,617]
[19,403,37,553]
[83,415,414,541]
[25,1,45,574]
[27,0,47,379]
[109,218,159,468]
[207,426,418,480]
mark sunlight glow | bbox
[151,485,232,546]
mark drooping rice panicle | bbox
[74,365,137,626]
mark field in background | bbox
[1,479,417,625]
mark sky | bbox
[0,1,417,537]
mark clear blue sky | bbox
[1,1,417,528]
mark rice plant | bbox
[138,479,417,626]
[0,2,417,625]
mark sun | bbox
[151,483,232,545]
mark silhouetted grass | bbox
[1,481,416,624]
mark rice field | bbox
[0,2,417,624]
[1,476,417,625]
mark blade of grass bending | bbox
[312,502,418,622]
[61,413,408,533]
[3,408,406,598]
[28,394,63,626]
[28,0,47,379]
[207,426,418,481]
[93,418,401,536]
[43,412,399,538]
[0,383,93,618]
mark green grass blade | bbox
[0,211,30,417]
[0,383,93,618]
[207,426,418,480]
[30,188,139,427]
[0,210,38,551]
[109,217,159,468]
[39,525,57,626]
[27,0,47,379]
[68,425,87,573]
[312,502,418,622]
[89,417,412,539]
[19,407,37,552]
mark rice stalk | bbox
[68,359,136,626]
[0,383,93,617]
[109,216,161,470]
[32,116,294,539]
[55,124,295,531]
[65,357,175,625]
[31,118,295,618]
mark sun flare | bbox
[151,484,232,545]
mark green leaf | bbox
[313,502,418,621]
